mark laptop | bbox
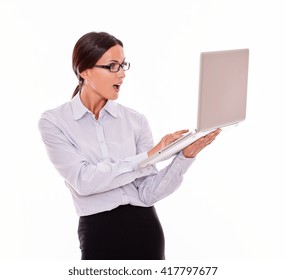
[139,48,249,167]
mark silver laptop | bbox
[139,48,249,167]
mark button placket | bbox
[95,121,110,160]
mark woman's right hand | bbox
[147,129,189,157]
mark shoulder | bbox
[115,102,146,121]
[115,103,152,136]
[39,101,72,126]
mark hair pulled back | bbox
[72,32,123,98]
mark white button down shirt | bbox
[38,93,195,216]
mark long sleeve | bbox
[134,152,195,206]
[38,117,152,196]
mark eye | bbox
[109,63,119,71]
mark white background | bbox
[1,0,285,268]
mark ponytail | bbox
[71,76,83,99]
[72,85,80,99]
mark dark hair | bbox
[71,32,123,98]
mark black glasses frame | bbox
[94,61,130,73]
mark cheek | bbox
[98,79,112,92]
[86,72,114,95]
[90,77,108,91]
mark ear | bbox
[79,69,91,80]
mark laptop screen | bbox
[197,49,249,132]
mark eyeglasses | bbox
[93,61,130,73]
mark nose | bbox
[118,67,126,78]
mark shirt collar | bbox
[103,100,118,119]
[71,93,89,120]
[71,93,118,120]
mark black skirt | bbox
[78,204,165,260]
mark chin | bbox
[109,92,119,100]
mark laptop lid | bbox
[197,48,249,132]
[139,48,249,167]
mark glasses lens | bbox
[109,63,120,72]
[122,62,130,71]
[109,62,130,72]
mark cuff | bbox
[172,152,196,174]
[127,152,149,170]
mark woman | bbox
[38,31,220,260]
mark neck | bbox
[80,90,107,119]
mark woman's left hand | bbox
[182,128,221,158]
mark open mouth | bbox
[113,84,121,90]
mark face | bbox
[80,44,126,101]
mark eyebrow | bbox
[107,58,126,63]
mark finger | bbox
[212,128,222,136]
[168,133,185,142]
[173,129,189,135]
[163,129,188,138]
[205,129,221,140]
[194,137,211,149]
[164,129,189,143]
[162,134,171,140]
